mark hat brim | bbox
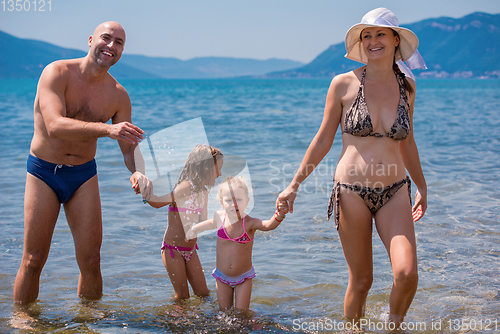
[344,23,419,64]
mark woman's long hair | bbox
[391,30,415,95]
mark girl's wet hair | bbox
[217,176,249,201]
[176,144,223,192]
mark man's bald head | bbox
[92,21,126,44]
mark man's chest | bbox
[64,86,118,123]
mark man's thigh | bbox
[64,175,102,258]
[23,173,61,258]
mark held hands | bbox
[130,171,153,203]
[274,200,289,222]
[109,122,144,144]
[412,188,427,222]
[276,183,298,214]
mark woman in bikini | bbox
[277,8,427,326]
[187,176,288,311]
[131,144,223,300]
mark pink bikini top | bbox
[217,214,254,244]
[168,180,205,214]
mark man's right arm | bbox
[37,62,142,144]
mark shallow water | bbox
[1,78,499,333]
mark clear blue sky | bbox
[1,0,498,63]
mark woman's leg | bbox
[375,184,418,325]
[162,248,190,300]
[234,279,252,311]
[337,188,374,321]
[185,250,210,297]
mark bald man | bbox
[13,22,147,303]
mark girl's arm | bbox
[185,212,221,239]
[146,193,173,209]
[277,74,345,212]
[251,201,289,232]
[146,180,192,209]
[400,80,427,221]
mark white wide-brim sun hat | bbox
[345,7,419,64]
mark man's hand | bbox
[108,122,144,144]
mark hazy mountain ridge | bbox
[266,12,500,79]
[118,54,304,78]
[1,11,498,80]
[0,30,303,79]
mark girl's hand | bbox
[277,200,289,215]
[412,188,427,222]
[277,184,298,213]
[185,223,197,240]
[130,171,153,202]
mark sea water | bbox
[0,78,499,333]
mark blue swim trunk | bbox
[27,154,97,203]
[212,267,256,287]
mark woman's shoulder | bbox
[330,67,363,88]
[326,67,364,100]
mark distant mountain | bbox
[0,30,303,79]
[119,54,304,78]
[0,30,159,80]
[266,12,500,79]
[2,12,498,80]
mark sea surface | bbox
[1,78,499,333]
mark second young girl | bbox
[188,176,288,311]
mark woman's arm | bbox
[277,74,346,212]
[400,81,427,221]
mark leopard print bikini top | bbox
[343,68,411,141]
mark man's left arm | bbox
[113,87,153,200]
[112,88,141,173]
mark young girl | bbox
[188,176,288,311]
[130,144,223,300]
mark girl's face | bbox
[219,186,249,218]
[360,27,399,61]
